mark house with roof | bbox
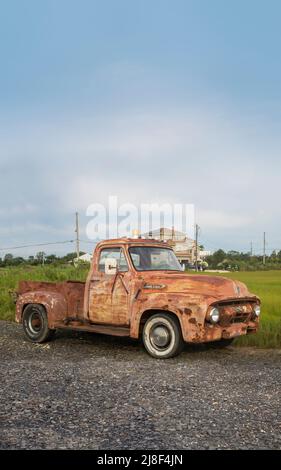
[141,227,207,265]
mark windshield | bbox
[129,246,182,271]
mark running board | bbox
[57,322,130,337]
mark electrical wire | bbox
[0,240,75,251]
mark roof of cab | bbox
[95,237,169,249]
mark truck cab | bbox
[16,238,261,358]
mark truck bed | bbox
[18,280,86,319]
[18,279,85,294]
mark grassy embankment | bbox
[0,266,280,348]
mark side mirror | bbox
[105,258,118,275]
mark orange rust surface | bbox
[15,238,260,342]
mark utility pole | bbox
[195,224,199,271]
[75,212,80,262]
[250,241,253,256]
[263,232,266,265]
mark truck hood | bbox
[140,272,256,302]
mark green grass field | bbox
[203,270,281,348]
[0,266,280,348]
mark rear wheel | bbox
[22,304,55,343]
[142,313,184,359]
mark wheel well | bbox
[22,303,46,319]
[139,309,182,336]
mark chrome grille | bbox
[217,301,255,326]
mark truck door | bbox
[88,247,130,325]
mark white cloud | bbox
[0,104,280,252]
[0,203,38,217]
[198,209,253,229]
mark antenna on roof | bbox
[132,229,139,239]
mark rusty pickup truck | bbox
[15,238,261,358]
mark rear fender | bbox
[16,291,67,328]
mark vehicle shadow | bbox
[53,328,233,358]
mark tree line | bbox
[205,249,281,271]
[0,252,86,267]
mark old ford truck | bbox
[15,238,261,358]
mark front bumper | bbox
[198,320,258,343]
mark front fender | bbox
[16,290,67,328]
[130,292,210,341]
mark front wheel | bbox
[22,304,55,343]
[142,313,184,359]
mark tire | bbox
[206,338,234,349]
[142,313,184,359]
[22,304,55,343]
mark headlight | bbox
[208,307,220,324]
[254,305,261,317]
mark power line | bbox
[0,240,74,252]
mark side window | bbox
[98,248,121,272]
[98,248,129,273]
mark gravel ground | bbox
[0,320,281,450]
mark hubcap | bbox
[28,312,42,334]
[150,325,171,349]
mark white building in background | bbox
[73,253,93,264]
[199,250,211,258]
[141,227,207,265]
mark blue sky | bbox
[0,0,281,256]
